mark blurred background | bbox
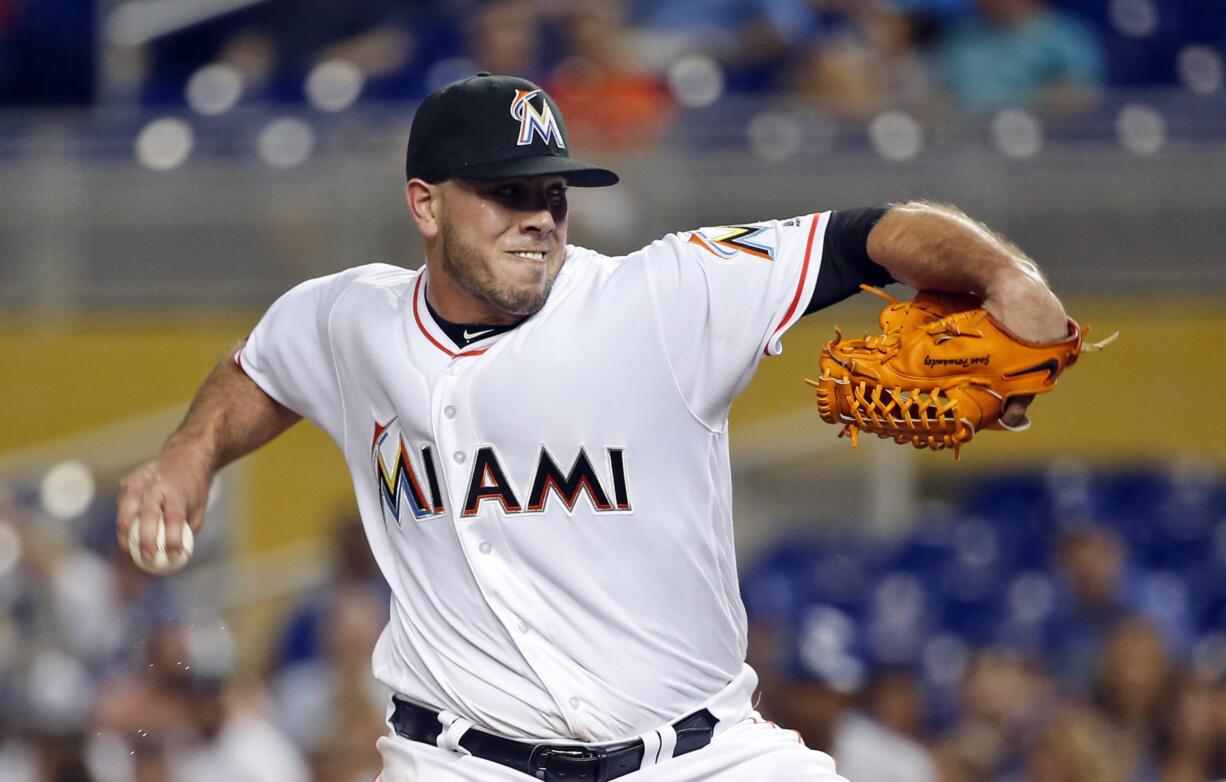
[2,0,1225,780]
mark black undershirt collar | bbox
[423,290,516,349]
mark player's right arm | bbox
[116,342,300,563]
[117,265,367,563]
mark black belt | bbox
[390,696,717,782]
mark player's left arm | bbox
[865,201,1068,341]
[823,200,1069,425]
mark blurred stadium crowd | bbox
[0,476,393,782]
[3,460,1225,781]
[3,0,1225,127]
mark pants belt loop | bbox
[637,729,662,771]
[436,710,473,756]
[655,724,678,764]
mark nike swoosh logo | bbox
[1003,358,1060,383]
[463,328,495,340]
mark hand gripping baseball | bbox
[116,446,209,573]
[806,286,1115,459]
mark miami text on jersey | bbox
[373,421,632,524]
[462,446,632,517]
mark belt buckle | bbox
[532,745,608,782]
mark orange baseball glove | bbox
[806,286,1112,458]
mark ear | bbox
[406,179,441,240]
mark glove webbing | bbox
[809,375,978,458]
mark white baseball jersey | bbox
[238,212,831,744]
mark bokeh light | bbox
[186,63,244,116]
[869,110,923,161]
[305,60,365,113]
[39,460,96,520]
[134,118,194,171]
[1116,104,1167,156]
[668,55,725,109]
[257,118,316,168]
[991,108,1043,159]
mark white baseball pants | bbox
[375,711,849,782]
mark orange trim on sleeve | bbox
[763,213,823,356]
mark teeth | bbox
[511,251,545,261]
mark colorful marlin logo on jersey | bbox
[510,89,566,148]
[372,418,445,525]
[687,225,775,261]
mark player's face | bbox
[436,175,569,321]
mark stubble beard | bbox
[438,219,557,318]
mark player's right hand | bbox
[116,445,212,563]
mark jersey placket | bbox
[428,347,600,735]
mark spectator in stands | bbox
[546,0,677,151]
[831,666,937,782]
[174,677,308,782]
[92,621,204,743]
[784,3,935,120]
[462,0,549,86]
[209,0,434,102]
[932,0,1104,115]
[1045,521,1193,693]
[1024,704,1128,782]
[272,584,387,770]
[766,605,863,752]
[1154,673,1225,782]
[1091,615,1177,781]
[272,517,387,671]
[933,647,1054,780]
[627,0,795,92]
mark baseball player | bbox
[117,73,1069,781]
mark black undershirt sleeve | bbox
[804,206,895,315]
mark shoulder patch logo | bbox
[687,225,775,262]
[510,89,566,148]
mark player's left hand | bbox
[981,272,1071,429]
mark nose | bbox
[521,205,556,235]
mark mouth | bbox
[506,250,547,263]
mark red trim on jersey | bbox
[412,275,489,358]
[763,213,823,356]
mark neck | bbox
[423,258,522,326]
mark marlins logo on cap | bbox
[511,89,566,148]
[404,73,618,187]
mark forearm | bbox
[162,341,300,475]
[866,201,1068,341]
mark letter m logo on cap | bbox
[510,89,566,149]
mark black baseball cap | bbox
[405,73,619,187]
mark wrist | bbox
[984,267,1068,342]
[161,428,220,477]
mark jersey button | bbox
[568,697,581,710]
[443,405,456,419]
[446,364,461,376]
[516,620,529,634]
[479,542,492,554]
[453,451,466,464]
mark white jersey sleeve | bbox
[641,212,829,428]
[238,266,369,446]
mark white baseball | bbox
[126,517,194,575]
